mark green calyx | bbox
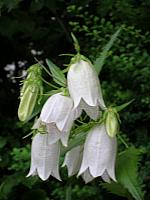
[60,87,70,97]
[37,124,47,134]
[69,53,92,66]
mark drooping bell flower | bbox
[67,59,106,120]
[18,64,43,122]
[62,145,83,176]
[40,93,77,146]
[105,108,119,138]
[78,124,117,183]
[62,145,95,183]
[27,133,61,181]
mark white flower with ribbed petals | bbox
[78,124,117,182]
[62,145,95,183]
[62,145,83,176]
[40,93,77,146]
[67,59,106,120]
[27,133,61,181]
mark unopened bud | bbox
[105,108,119,137]
[18,64,43,122]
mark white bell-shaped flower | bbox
[67,60,106,120]
[40,93,74,131]
[40,93,76,146]
[62,145,94,183]
[27,133,61,181]
[62,145,83,176]
[78,124,117,182]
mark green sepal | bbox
[69,53,93,67]
[71,32,80,53]
[115,99,134,112]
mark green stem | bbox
[66,184,72,200]
[41,64,53,78]
[117,134,129,148]
[41,78,59,89]
[22,130,35,139]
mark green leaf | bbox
[101,147,144,200]
[94,27,122,74]
[116,147,144,200]
[102,182,132,199]
[46,58,67,87]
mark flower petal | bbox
[60,112,76,146]
[79,99,101,120]
[78,125,104,177]
[40,93,74,132]
[46,123,61,145]
[27,133,61,181]
[101,170,111,183]
[62,145,83,176]
[26,162,37,177]
[106,137,117,182]
[82,169,94,183]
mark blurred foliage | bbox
[0,0,150,200]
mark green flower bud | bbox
[105,108,119,138]
[18,64,43,122]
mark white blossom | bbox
[67,60,106,120]
[62,145,95,184]
[78,124,117,182]
[40,93,76,146]
[27,133,61,181]
[62,145,83,176]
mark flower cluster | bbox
[18,54,120,183]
